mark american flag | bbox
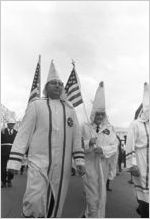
[65,65,83,107]
[134,103,143,119]
[28,56,41,103]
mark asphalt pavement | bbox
[1,170,140,218]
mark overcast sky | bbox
[1,1,149,127]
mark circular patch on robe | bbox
[102,129,110,135]
[67,117,73,127]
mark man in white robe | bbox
[126,82,149,218]
[82,81,118,218]
[7,60,85,218]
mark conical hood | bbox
[142,82,149,112]
[46,60,61,82]
[90,81,106,122]
[43,60,62,96]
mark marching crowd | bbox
[1,62,149,218]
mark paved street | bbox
[105,171,140,218]
[1,170,140,218]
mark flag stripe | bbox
[73,99,83,107]
[67,86,80,96]
[68,92,82,102]
[29,87,40,97]
[67,89,80,100]
[134,103,143,119]
[28,58,41,103]
[70,96,83,104]
[65,67,83,108]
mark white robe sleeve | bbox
[72,110,85,166]
[7,101,37,171]
[125,122,137,168]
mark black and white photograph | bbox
[1,1,149,218]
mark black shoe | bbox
[82,215,86,218]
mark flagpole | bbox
[71,60,93,136]
[72,60,90,123]
[39,54,41,98]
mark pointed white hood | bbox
[90,81,106,122]
[46,60,61,82]
[43,60,62,97]
[139,82,149,122]
[142,82,149,112]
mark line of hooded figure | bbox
[5,61,149,218]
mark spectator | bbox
[1,119,17,187]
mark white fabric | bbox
[47,60,61,82]
[42,61,63,97]
[138,82,150,122]
[126,119,149,203]
[7,98,84,217]
[142,82,149,112]
[90,82,105,122]
[7,118,16,123]
[107,152,118,180]
[82,121,118,218]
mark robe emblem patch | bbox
[102,129,110,135]
[67,117,73,127]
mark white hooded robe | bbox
[126,117,149,203]
[82,118,118,218]
[7,98,85,218]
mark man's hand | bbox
[76,165,85,176]
[128,165,140,177]
[7,168,18,175]
[89,137,97,147]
